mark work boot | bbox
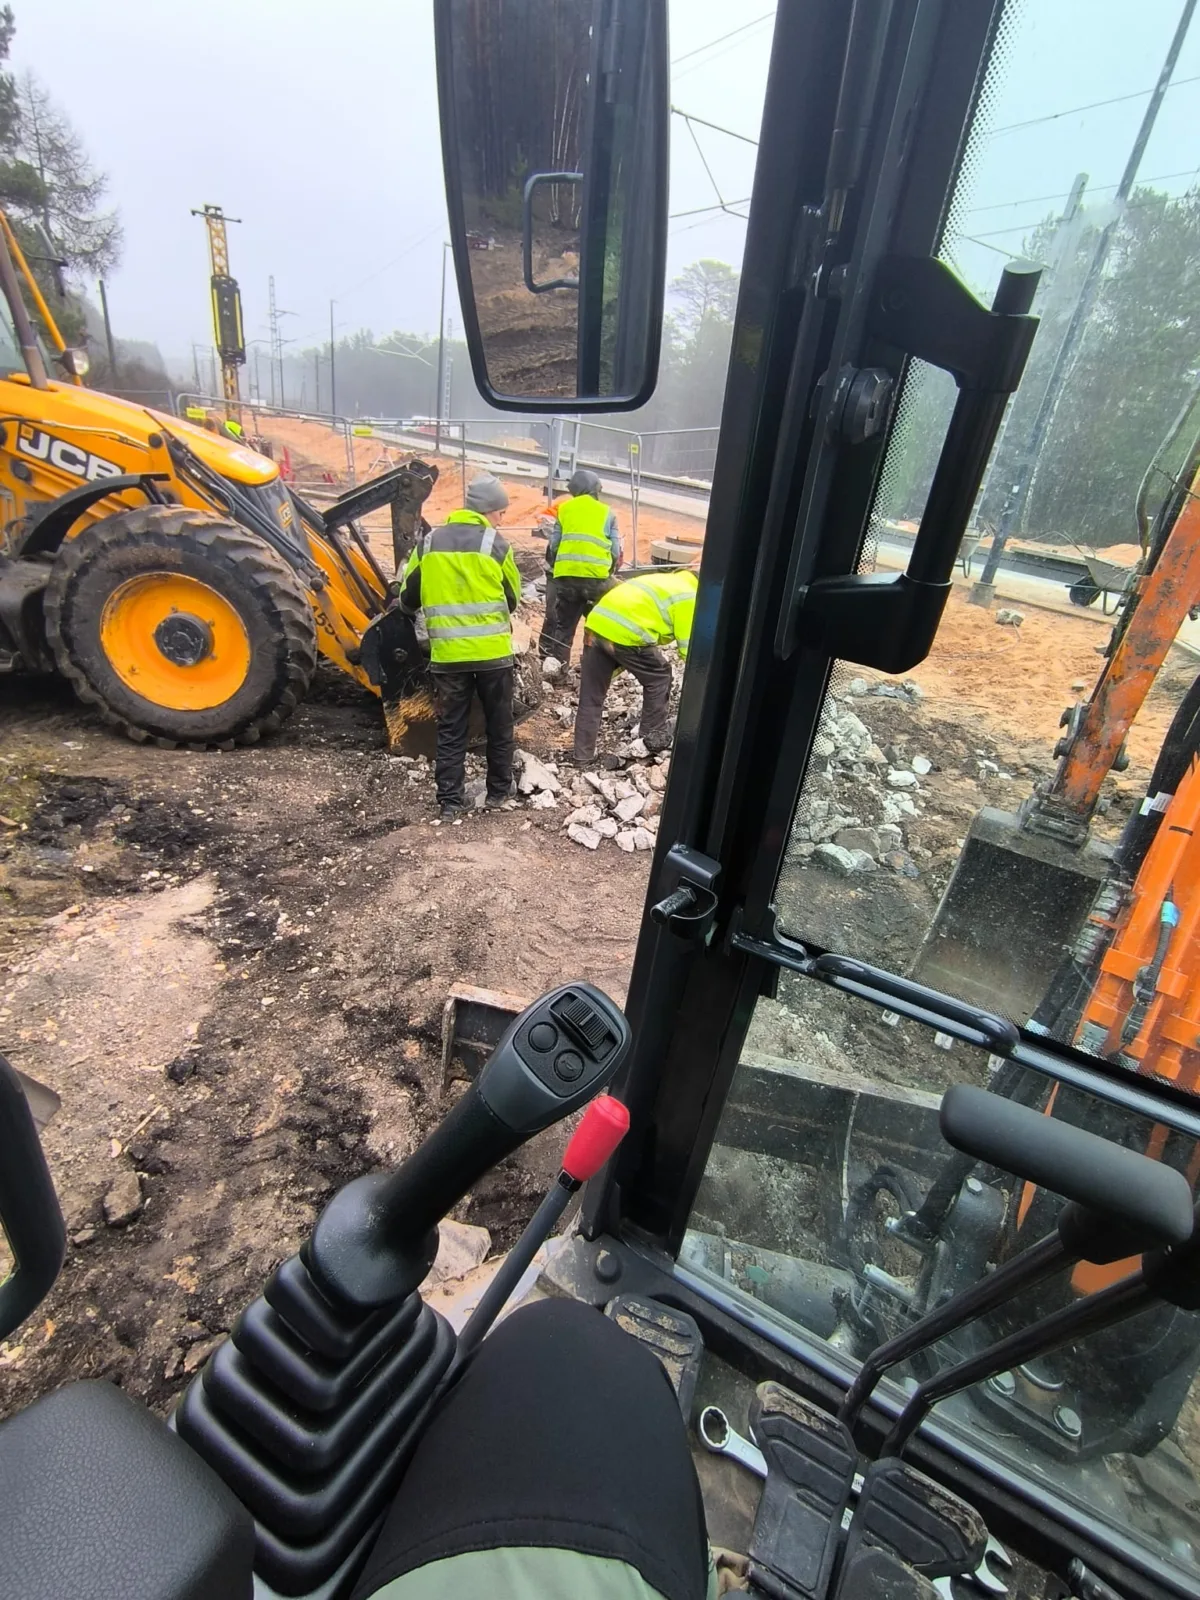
[485,795,517,811]
[438,805,462,824]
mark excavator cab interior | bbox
[4,1,1200,1599]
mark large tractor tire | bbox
[44,505,318,748]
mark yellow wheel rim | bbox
[99,572,252,711]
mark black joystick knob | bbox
[307,983,630,1309]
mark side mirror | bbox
[56,346,90,379]
[0,1054,65,1342]
[434,0,669,412]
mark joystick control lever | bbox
[308,983,630,1309]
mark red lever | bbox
[562,1095,630,1183]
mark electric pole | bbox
[976,0,1198,595]
[98,279,118,382]
[268,276,280,408]
[329,299,337,418]
[314,350,321,414]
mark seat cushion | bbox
[0,1379,254,1600]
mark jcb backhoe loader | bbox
[0,214,534,750]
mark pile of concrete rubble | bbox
[792,677,931,880]
[513,745,667,853]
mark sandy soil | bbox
[0,666,647,1418]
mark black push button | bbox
[529,1023,558,1053]
[554,1051,584,1083]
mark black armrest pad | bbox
[0,1380,254,1600]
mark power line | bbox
[964,166,1200,215]
[988,73,1200,137]
[671,106,759,146]
[671,13,774,66]
[670,198,753,219]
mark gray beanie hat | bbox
[466,473,509,514]
[568,468,602,497]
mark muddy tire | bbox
[44,505,318,747]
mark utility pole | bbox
[313,350,321,414]
[191,342,202,393]
[435,242,449,451]
[191,204,245,421]
[98,278,119,382]
[268,276,280,408]
[329,299,337,418]
[975,0,1198,596]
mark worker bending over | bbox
[574,567,698,765]
[398,474,522,821]
[538,469,622,665]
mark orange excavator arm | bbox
[1040,461,1200,832]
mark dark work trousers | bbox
[538,575,616,664]
[433,666,514,808]
[575,637,673,763]
[351,1298,710,1600]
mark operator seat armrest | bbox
[0,1379,254,1600]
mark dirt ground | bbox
[0,661,649,1419]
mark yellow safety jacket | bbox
[585,570,696,659]
[553,494,616,580]
[402,509,521,668]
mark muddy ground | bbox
[0,662,649,1418]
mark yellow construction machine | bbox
[0,213,458,749]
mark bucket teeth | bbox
[382,688,437,753]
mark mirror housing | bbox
[435,0,669,412]
[0,1054,65,1342]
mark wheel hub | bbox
[153,612,214,667]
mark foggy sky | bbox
[14,1,1200,372]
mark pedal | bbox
[605,1294,703,1419]
[841,1458,987,1583]
[836,1547,939,1600]
[747,1380,858,1600]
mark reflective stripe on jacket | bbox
[401,509,521,667]
[585,570,696,659]
[552,494,618,579]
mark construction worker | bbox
[398,474,522,821]
[536,483,569,668]
[573,566,698,765]
[538,469,622,666]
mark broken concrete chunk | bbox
[883,849,921,879]
[563,805,602,828]
[648,767,667,792]
[614,794,646,823]
[516,750,562,795]
[812,843,859,876]
[429,1219,491,1284]
[528,790,558,810]
[627,738,649,758]
[541,656,563,679]
[631,828,655,851]
[567,823,602,849]
[616,830,637,852]
[847,677,869,696]
[103,1169,144,1227]
[594,817,619,839]
[812,734,836,759]
[848,849,878,874]
[598,779,620,807]
[877,822,903,851]
[833,826,879,857]
[910,755,932,776]
[582,772,606,793]
[886,769,919,788]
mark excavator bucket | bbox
[912,806,1114,1025]
[363,610,544,756]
